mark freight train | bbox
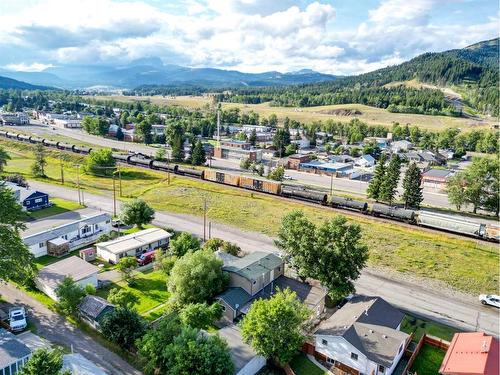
[1,130,498,242]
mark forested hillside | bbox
[0,76,52,90]
[219,38,499,116]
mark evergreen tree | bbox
[367,153,387,200]
[31,144,47,177]
[379,155,402,204]
[249,128,257,146]
[0,146,11,173]
[116,126,124,141]
[402,162,423,209]
[191,140,206,166]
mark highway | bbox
[28,180,500,337]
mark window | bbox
[253,280,256,285]
[106,220,111,224]
[326,357,335,365]
[35,198,43,203]
[378,365,385,373]
[220,304,226,312]
[39,242,44,248]
[322,339,328,346]
[94,224,98,230]
[351,353,358,361]
[278,267,281,272]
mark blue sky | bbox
[0,0,497,75]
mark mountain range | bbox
[0,57,338,90]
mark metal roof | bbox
[37,256,99,290]
[0,329,31,368]
[63,353,108,375]
[223,251,282,280]
[22,209,111,245]
[422,168,453,179]
[79,295,115,320]
[96,227,171,255]
[316,295,408,368]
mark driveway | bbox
[0,282,142,375]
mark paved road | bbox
[0,282,142,375]
[8,123,456,209]
[29,180,499,336]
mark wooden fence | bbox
[402,334,451,375]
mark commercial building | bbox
[214,141,263,162]
[422,169,454,191]
[96,227,171,264]
[0,112,30,125]
[300,160,354,176]
[21,209,112,257]
[36,256,99,300]
[440,332,499,375]
[313,295,409,375]
[287,154,311,170]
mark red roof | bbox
[440,332,499,375]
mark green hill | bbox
[0,75,53,90]
[221,38,499,117]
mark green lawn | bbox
[121,223,155,235]
[28,198,84,219]
[401,315,458,342]
[1,139,498,295]
[96,270,169,315]
[410,344,446,374]
[290,354,328,375]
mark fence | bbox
[402,334,451,374]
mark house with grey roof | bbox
[313,295,409,375]
[78,295,115,330]
[215,251,326,323]
[21,209,112,257]
[0,328,32,375]
[5,182,50,211]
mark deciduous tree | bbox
[0,146,11,173]
[31,144,47,177]
[18,349,69,375]
[446,172,467,211]
[108,288,139,308]
[84,149,116,176]
[116,257,138,285]
[100,307,146,350]
[55,276,86,315]
[120,199,155,229]
[241,289,309,366]
[179,302,222,330]
[268,165,285,181]
[169,232,200,257]
[168,250,227,305]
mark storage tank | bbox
[372,203,415,222]
[416,211,483,237]
[281,186,327,204]
[331,196,368,212]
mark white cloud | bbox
[4,62,54,72]
[0,0,496,75]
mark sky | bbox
[0,0,498,75]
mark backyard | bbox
[401,315,458,342]
[290,354,328,375]
[409,344,446,374]
[1,139,498,295]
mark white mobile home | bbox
[96,227,171,264]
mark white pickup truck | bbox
[8,307,27,332]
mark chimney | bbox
[365,309,369,316]
[481,341,489,353]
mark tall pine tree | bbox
[379,155,402,204]
[367,153,387,200]
[191,140,206,166]
[402,162,423,208]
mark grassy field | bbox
[28,198,84,219]
[1,139,498,294]
[401,315,458,342]
[410,344,446,374]
[96,270,169,315]
[90,95,494,131]
[290,354,328,375]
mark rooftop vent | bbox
[481,341,489,353]
[382,335,387,339]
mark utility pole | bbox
[76,164,81,205]
[208,221,212,239]
[118,165,122,197]
[216,108,221,148]
[167,155,171,185]
[112,173,117,217]
[60,158,64,185]
[330,172,334,196]
[203,198,207,242]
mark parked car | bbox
[9,307,27,332]
[111,219,125,228]
[137,250,155,266]
[283,174,293,180]
[479,294,500,308]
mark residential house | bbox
[314,295,409,375]
[440,332,499,375]
[291,135,311,150]
[287,154,311,170]
[218,325,266,375]
[0,329,32,375]
[96,227,171,264]
[419,150,447,166]
[390,140,413,153]
[21,209,112,257]
[215,251,326,323]
[36,256,99,300]
[78,295,115,330]
[62,353,108,375]
[422,169,453,191]
[364,137,390,150]
[355,155,376,168]
[5,182,50,211]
